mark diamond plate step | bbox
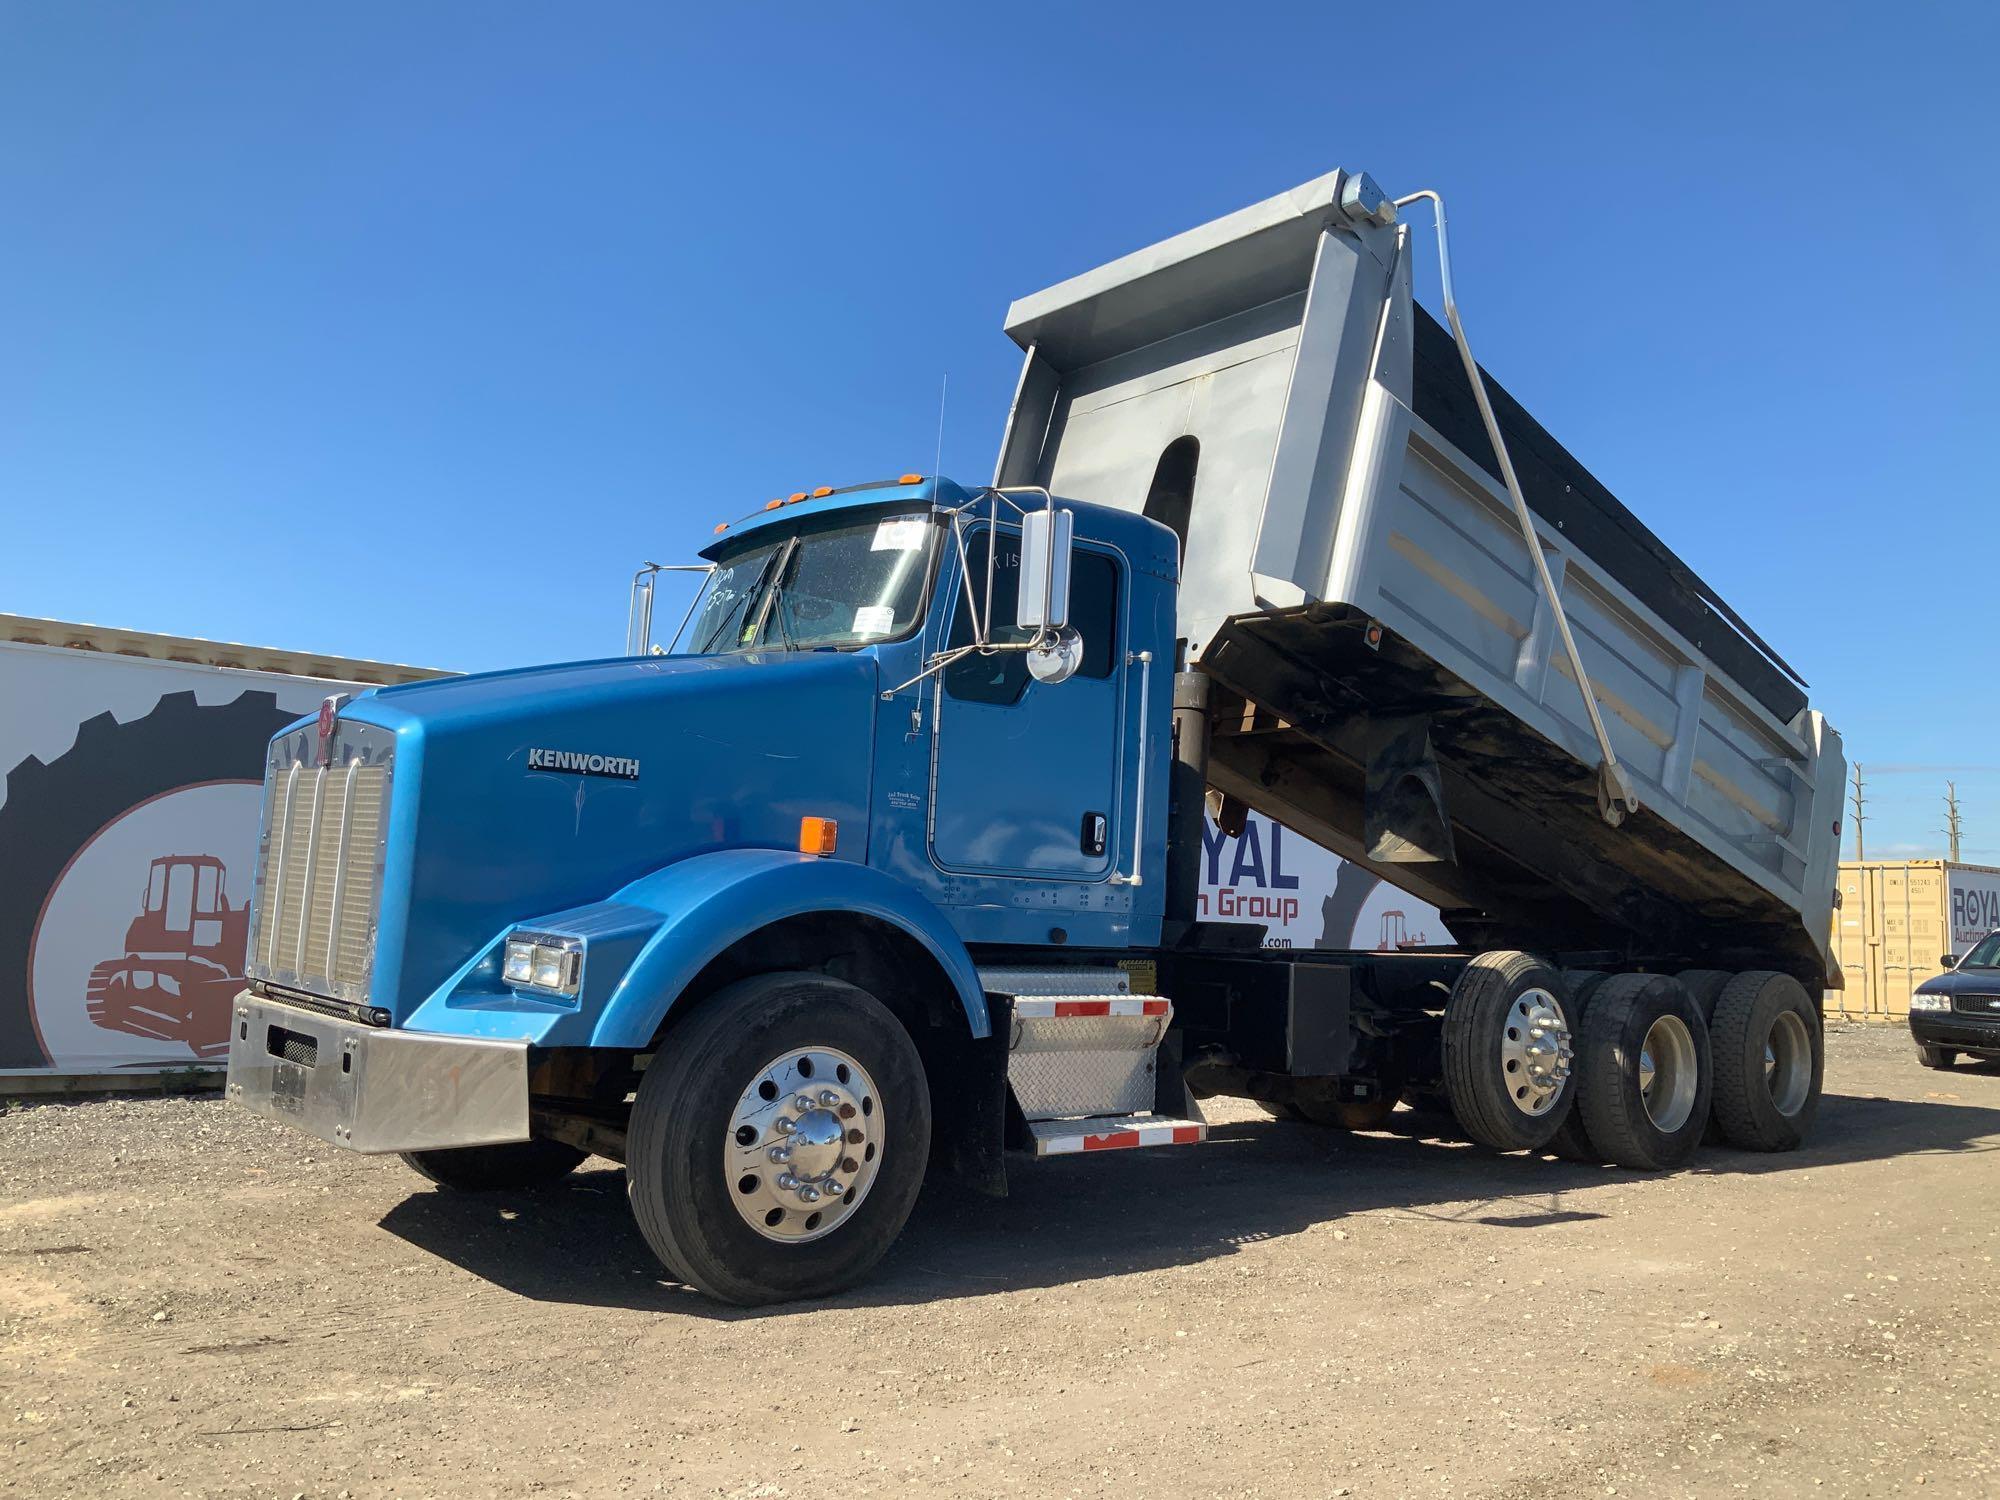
[1028,1113,1209,1157]
[1005,995,1174,1120]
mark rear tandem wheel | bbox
[1441,952,1578,1152]
[1573,973,1712,1171]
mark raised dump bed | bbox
[995,169,1844,982]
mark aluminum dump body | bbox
[996,170,1845,981]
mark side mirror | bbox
[1941,953,1959,970]
[1016,507,1073,632]
[1017,507,1084,685]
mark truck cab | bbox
[227,476,1193,1302]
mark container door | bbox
[929,527,1125,880]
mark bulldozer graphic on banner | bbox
[84,853,247,1059]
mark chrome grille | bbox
[245,718,395,1005]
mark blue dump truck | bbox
[226,171,1847,1304]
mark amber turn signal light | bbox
[798,817,838,856]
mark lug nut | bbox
[776,1172,800,1191]
[795,1095,815,1112]
[775,1117,796,1135]
[768,1146,791,1164]
[819,1090,839,1106]
[824,1180,844,1196]
[797,1185,820,1203]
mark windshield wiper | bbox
[745,536,800,651]
[695,546,786,655]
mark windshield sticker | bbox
[871,517,930,553]
[851,605,897,637]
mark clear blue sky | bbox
[2,3,1994,858]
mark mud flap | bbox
[1364,715,1456,864]
[925,993,1012,1198]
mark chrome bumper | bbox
[224,991,530,1154]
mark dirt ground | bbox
[3,1023,1997,1500]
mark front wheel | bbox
[627,972,930,1306]
[1918,1044,1959,1070]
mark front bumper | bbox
[224,990,531,1153]
[1909,1009,2000,1056]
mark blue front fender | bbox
[591,851,989,1046]
[402,851,988,1048]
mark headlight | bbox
[1910,993,1952,1012]
[502,932,583,998]
[503,942,534,984]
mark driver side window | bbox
[943,529,1119,706]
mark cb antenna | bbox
[933,372,948,484]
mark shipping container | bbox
[1828,859,2000,1021]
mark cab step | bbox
[1028,1112,1209,1157]
[977,967,1209,1155]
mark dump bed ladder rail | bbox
[1394,187,1638,826]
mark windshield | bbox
[1960,931,2000,969]
[685,509,938,654]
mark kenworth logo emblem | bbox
[527,748,641,780]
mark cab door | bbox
[928,525,1126,880]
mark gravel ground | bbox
[3,1022,1998,1499]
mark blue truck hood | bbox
[351,650,879,1017]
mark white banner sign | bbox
[1948,866,2000,955]
[1197,810,1449,951]
[0,643,371,1075]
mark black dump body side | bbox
[1198,605,1828,986]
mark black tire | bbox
[1709,971,1822,1151]
[0,689,296,1068]
[1442,952,1577,1151]
[1563,970,1610,1005]
[1918,1044,1958,1070]
[627,972,930,1306]
[1675,969,1733,1025]
[1546,972,1610,1162]
[1297,1092,1399,1131]
[1675,970,1733,1144]
[400,1139,589,1190]
[1575,974,1712,1171]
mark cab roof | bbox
[698,474,1180,582]
[700,476,976,557]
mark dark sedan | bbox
[1910,929,2000,1068]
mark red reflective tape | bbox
[1171,1125,1201,1144]
[1141,999,1168,1016]
[1053,1000,1110,1018]
[1084,1130,1140,1151]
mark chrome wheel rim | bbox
[1766,1010,1812,1116]
[724,1046,882,1244]
[1499,987,1573,1116]
[1637,1014,1697,1132]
